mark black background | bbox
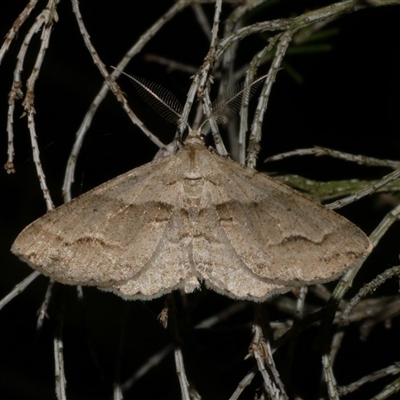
[1,1,400,399]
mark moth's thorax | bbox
[181,141,208,181]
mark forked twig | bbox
[250,305,288,399]
[1,0,39,174]
[247,31,290,168]
[6,0,60,208]
[238,34,280,164]
[63,0,190,201]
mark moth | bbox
[11,74,372,301]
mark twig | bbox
[329,330,345,366]
[54,305,67,400]
[7,0,59,208]
[174,346,192,400]
[228,366,257,400]
[250,305,288,399]
[195,301,248,329]
[282,287,308,391]
[0,270,41,311]
[219,0,265,99]
[271,174,400,203]
[359,297,400,342]
[329,200,400,309]
[120,344,173,393]
[1,0,39,174]
[342,266,400,321]
[294,287,308,318]
[0,0,39,65]
[247,31,289,168]
[337,297,400,338]
[339,362,400,396]
[196,0,228,156]
[144,54,198,75]
[326,168,400,210]
[170,297,192,400]
[121,300,249,394]
[76,286,104,381]
[63,0,189,202]
[113,304,130,400]
[238,34,280,165]
[316,202,400,397]
[36,279,55,333]
[266,146,400,169]
[370,375,400,400]
[191,3,212,40]
[23,0,59,210]
[70,0,164,145]
[322,352,340,400]
[216,0,400,59]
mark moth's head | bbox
[182,128,206,146]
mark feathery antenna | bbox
[115,67,268,135]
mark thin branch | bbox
[0,0,39,65]
[216,0,400,60]
[174,346,192,400]
[370,375,400,400]
[70,0,164,148]
[238,35,280,165]
[121,301,249,394]
[228,366,257,400]
[54,306,67,400]
[327,168,400,210]
[144,54,198,75]
[195,0,228,155]
[6,0,59,208]
[113,304,130,400]
[322,352,340,400]
[250,305,288,399]
[339,363,400,396]
[63,0,189,201]
[247,31,289,168]
[342,266,400,321]
[271,174,400,203]
[120,344,173,393]
[0,271,41,311]
[22,0,59,210]
[170,296,192,400]
[76,286,104,381]
[1,0,39,173]
[191,3,212,40]
[195,301,248,329]
[266,146,400,169]
[36,280,55,333]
